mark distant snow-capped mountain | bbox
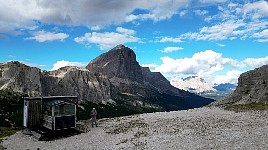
[170,76,237,100]
[170,76,215,94]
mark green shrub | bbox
[0,89,25,127]
[0,127,21,138]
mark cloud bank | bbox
[149,49,268,84]
[74,27,139,50]
[25,31,69,42]
[51,60,86,71]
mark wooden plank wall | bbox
[27,100,42,128]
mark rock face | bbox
[0,62,113,104]
[211,65,268,106]
[86,45,143,83]
[0,45,214,111]
[87,45,188,97]
[86,45,214,109]
[41,66,113,103]
[0,61,42,96]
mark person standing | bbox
[90,108,97,127]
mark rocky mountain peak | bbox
[171,76,215,93]
[113,44,126,50]
[86,45,143,83]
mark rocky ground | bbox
[2,107,268,150]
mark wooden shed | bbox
[23,96,78,130]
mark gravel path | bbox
[3,107,268,150]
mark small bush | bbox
[0,127,21,138]
[0,89,25,127]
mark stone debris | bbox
[3,107,268,150]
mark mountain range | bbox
[0,45,214,113]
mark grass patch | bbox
[0,127,21,139]
[225,102,268,112]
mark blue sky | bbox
[1,0,268,85]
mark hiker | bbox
[90,108,98,127]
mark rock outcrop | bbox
[0,62,113,104]
[211,65,268,106]
[42,66,113,103]
[86,45,143,83]
[0,61,42,96]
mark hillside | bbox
[3,107,268,149]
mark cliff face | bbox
[41,66,113,103]
[0,63,113,104]
[86,45,189,97]
[86,45,143,83]
[211,65,268,106]
[0,45,214,110]
[141,67,188,96]
[0,61,42,96]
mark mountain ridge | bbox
[0,45,214,113]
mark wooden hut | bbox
[23,96,78,130]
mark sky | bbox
[1,0,268,85]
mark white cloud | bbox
[194,10,208,16]
[253,29,268,42]
[243,1,268,19]
[0,0,192,34]
[154,50,235,75]
[141,63,158,71]
[198,0,228,4]
[25,31,69,42]
[51,60,86,71]
[181,20,245,41]
[8,55,16,58]
[125,0,190,22]
[154,49,268,84]
[155,49,268,76]
[256,39,268,42]
[180,1,268,42]
[91,26,102,31]
[159,37,183,43]
[161,47,183,53]
[241,56,268,68]
[179,10,188,17]
[216,43,226,47]
[125,14,139,22]
[74,29,139,50]
[116,27,135,35]
[253,29,268,38]
[213,70,242,84]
